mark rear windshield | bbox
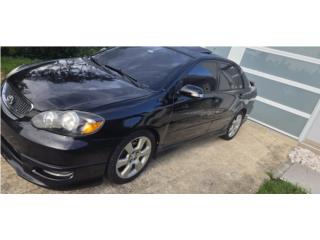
[93,47,191,90]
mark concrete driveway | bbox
[1,121,297,194]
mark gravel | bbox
[289,147,320,173]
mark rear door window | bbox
[218,62,243,90]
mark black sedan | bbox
[1,47,257,188]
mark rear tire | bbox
[221,112,244,140]
[106,130,156,184]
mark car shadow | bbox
[153,133,222,164]
[52,133,224,192]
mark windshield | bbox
[92,47,192,90]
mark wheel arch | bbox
[239,108,247,116]
[141,127,161,146]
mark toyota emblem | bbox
[6,95,15,105]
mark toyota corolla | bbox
[1,47,257,188]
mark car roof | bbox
[167,47,212,57]
[167,47,236,64]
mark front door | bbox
[164,60,221,145]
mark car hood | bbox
[6,58,152,111]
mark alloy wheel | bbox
[228,114,243,138]
[116,136,152,179]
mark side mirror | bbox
[179,84,204,98]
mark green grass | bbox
[257,177,307,194]
[1,56,38,77]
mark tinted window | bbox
[219,62,243,90]
[183,61,218,93]
[93,47,191,90]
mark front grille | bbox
[1,82,33,118]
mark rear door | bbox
[208,61,245,131]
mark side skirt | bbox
[155,128,227,155]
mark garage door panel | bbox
[246,73,320,114]
[270,47,320,59]
[249,101,308,137]
[241,49,320,89]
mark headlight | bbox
[31,110,105,136]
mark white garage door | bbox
[207,47,320,142]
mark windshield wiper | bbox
[89,57,146,89]
[104,64,143,88]
[89,56,103,68]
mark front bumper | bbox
[1,108,120,189]
[1,137,107,188]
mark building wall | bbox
[306,109,320,143]
[207,47,320,148]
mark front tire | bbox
[106,130,156,184]
[221,112,244,140]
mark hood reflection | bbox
[25,58,115,83]
[6,57,151,111]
